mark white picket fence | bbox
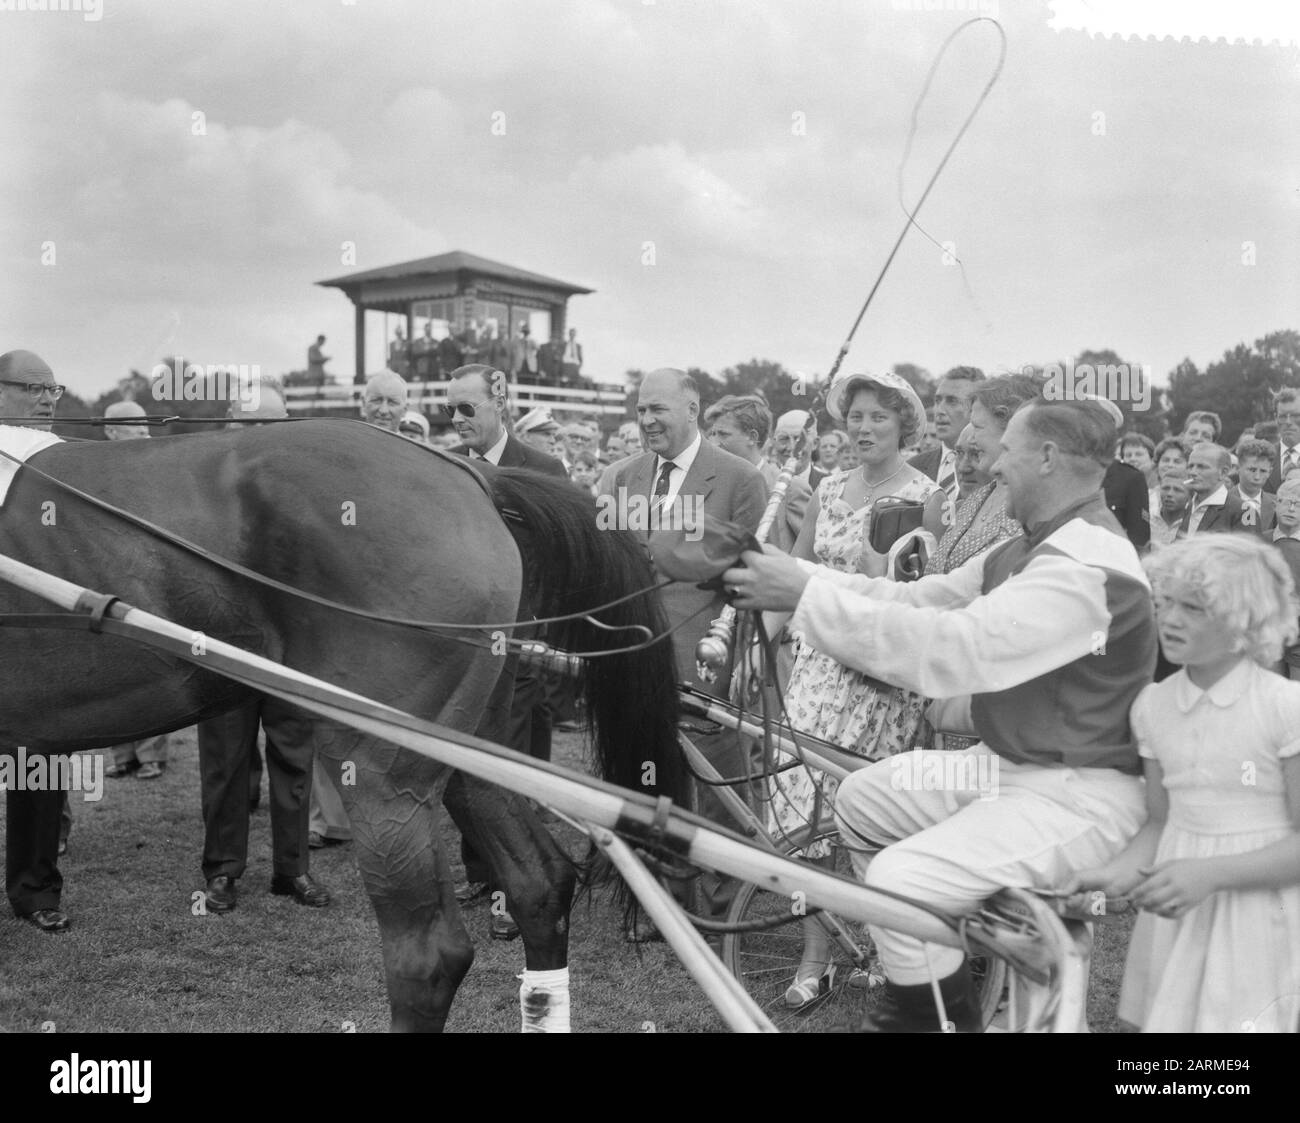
[285,379,630,419]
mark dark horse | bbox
[0,420,683,1031]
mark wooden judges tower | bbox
[317,250,594,383]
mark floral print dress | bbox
[769,468,936,849]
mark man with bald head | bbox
[0,350,62,429]
[1179,442,1250,535]
[597,367,766,926]
[361,370,408,432]
[0,349,70,932]
[103,399,151,441]
[767,409,817,554]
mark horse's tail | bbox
[486,468,685,810]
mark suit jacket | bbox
[1181,488,1251,535]
[596,438,766,686]
[1229,486,1275,537]
[1263,443,1297,495]
[908,444,945,483]
[767,470,812,555]
[1103,460,1150,550]
[452,434,567,478]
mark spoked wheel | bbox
[720,825,1007,1032]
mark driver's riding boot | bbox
[856,961,980,1033]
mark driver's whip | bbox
[694,419,816,683]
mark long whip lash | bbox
[822,15,1007,391]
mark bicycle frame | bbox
[677,684,1092,1032]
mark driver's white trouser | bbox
[832,744,1144,985]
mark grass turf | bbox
[0,727,1133,1032]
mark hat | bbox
[516,407,558,435]
[826,369,926,444]
[399,410,430,439]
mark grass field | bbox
[0,727,1134,1033]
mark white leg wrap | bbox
[519,968,571,1033]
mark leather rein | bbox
[0,430,674,660]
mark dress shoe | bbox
[308,831,325,849]
[205,876,237,913]
[271,873,331,908]
[454,880,490,905]
[23,908,71,933]
[106,761,140,778]
[136,762,166,780]
[489,910,520,941]
[856,963,980,1033]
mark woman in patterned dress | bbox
[767,371,945,1006]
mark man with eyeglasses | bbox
[361,370,408,432]
[1265,389,1300,495]
[0,351,65,424]
[442,364,565,938]
[0,350,70,933]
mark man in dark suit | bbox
[1,349,70,933]
[199,376,332,914]
[1264,388,1300,494]
[1181,443,1250,535]
[1102,458,1150,550]
[443,364,566,935]
[444,364,567,477]
[908,366,985,509]
[597,368,766,923]
[1231,436,1277,536]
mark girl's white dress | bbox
[1119,658,1300,1033]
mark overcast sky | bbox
[2,0,1296,399]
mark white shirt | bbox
[1185,483,1228,535]
[653,432,702,511]
[471,429,510,465]
[1282,445,1300,472]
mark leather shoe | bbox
[23,908,71,933]
[271,873,331,908]
[136,762,166,780]
[455,880,490,905]
[205,876,237,913]
[489,910,520,941]
[106,760,140,778]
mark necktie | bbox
[936,449,958,502]
[652,460,675,510]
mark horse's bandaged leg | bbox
[519,968,571,1033]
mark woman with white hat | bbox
[769,369,945,1008]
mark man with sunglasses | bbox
[443,365,566,477]
[443,364,565,937]
[0,350,71,933]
